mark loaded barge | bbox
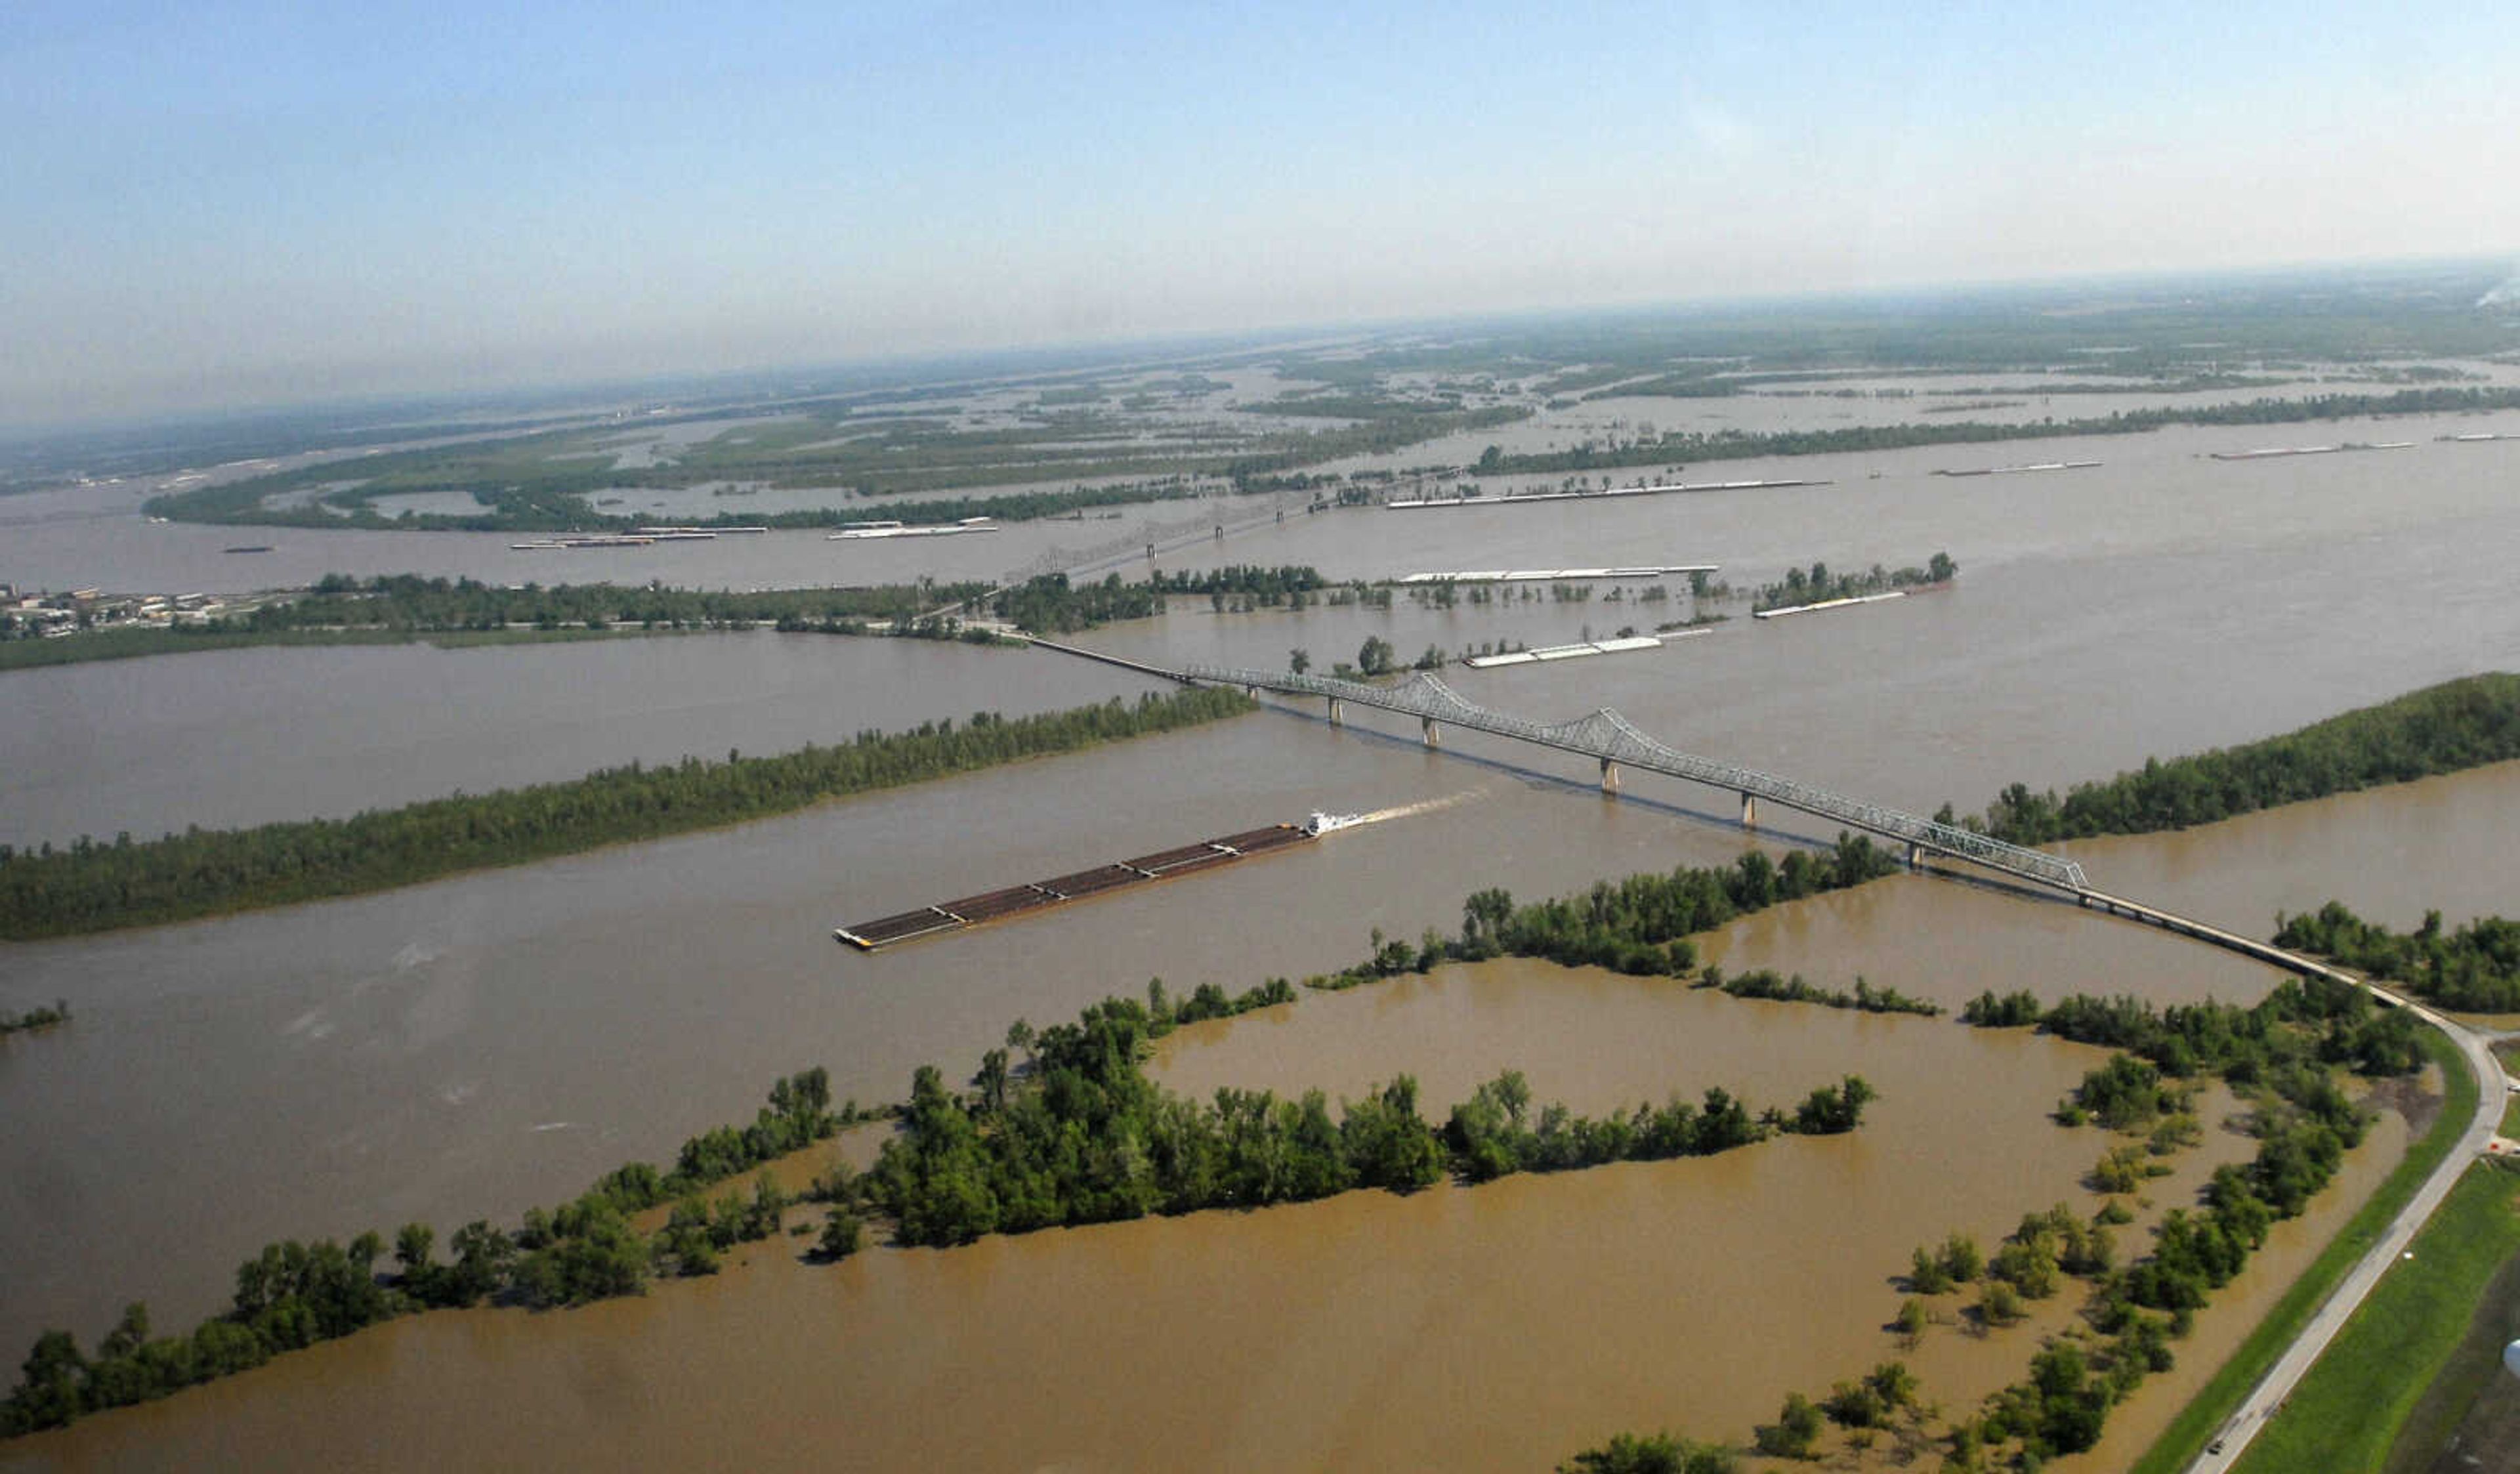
[835,814,1351,950]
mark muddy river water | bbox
[3,409,2519,1467]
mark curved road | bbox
[2180,988,2509,1471]
[1020,640,2509,1469]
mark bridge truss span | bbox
[1179,662,2089,895]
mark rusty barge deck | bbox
[834,823,1314,950]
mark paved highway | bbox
[2181,994,2509,1471]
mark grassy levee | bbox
[2131,1027,2480,1474]
[2378,1164,2520,1473]
[2236,1159,2520,1473]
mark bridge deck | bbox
[1163,660,2089,895]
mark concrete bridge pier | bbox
[1740,791,1757,828]
[1327,696,1343,726]
[1600,758,1620,793]
[1422,717,1441,748]
[1908,842,1924,871]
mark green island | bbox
[0,621,700,674]
[1469,385,2520,478]
[1954,673,2520,843]
[866,992,1866,1248]
[0,574,992,674]
[250,572,988,631]
[0,1000,72,1038]
[1751,551,1955,613]
[0,686,1257,940]
[1706,967,1942,1017]
[1,566,1346,673]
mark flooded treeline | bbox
[1472,385,2520,478]
[0,686,1254,938]
[0,977,1874,1442]
[865,994,1867,1248]
[0,1068,850,1437]
[1967,673,2520,843]
[0,825,1937,1441]
[2273,901,2520,1011]
[1561,963,2435,1469]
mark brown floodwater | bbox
[6,393,2520,1467]
[0,909,2414,1473]
[0,633,1167,848]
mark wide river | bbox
[3,407,2518,1467]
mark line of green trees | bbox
[1,1070,847,1437]
[1954,673,2520,843]
[1447,836,1905,975]
[0,1000,71,1036]
[7,565,1334,673]
[1469,386,2520,477]
[1704,966,1942,1017]
[0,623,682,675]
[261,573,992,631]
[1923,973,2417,1465]
[0,575,1013,676]
[992,566,1349,630]
[164,473,1221,533]
[1561,948,2426,1468]
[1144,564,1329,599]
[863,992,1868,1248]
[1558,1429,1740,1472]
[1295,837,1904,994]
[988,572,1162,633]
[0,687,1257,939]
[2273,900,2520,1011]
[3,969,1872,1439]
[1752,553,1955,612]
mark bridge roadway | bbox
[2084,877,2514,1473]
[1024,635,2509,1467]
[1156,658,2093,893]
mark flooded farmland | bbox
[4,389,2519,1470]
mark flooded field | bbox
[0,898,2417,1473]
[3,377,2517,1469]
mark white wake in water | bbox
[1328,791,1482,829]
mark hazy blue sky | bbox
[6,0,2515,427]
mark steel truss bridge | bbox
[1171,661,2090,895]
[998,644,2512,1474]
